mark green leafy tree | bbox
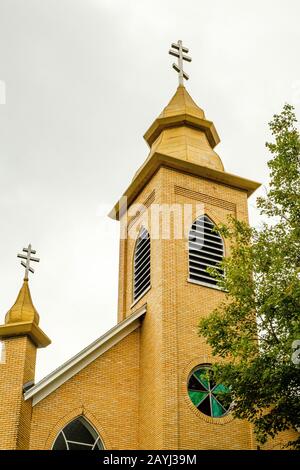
[199,104,300,449]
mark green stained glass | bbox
[215,393,230,409]
[213,383,229,394]
[197,396,211,416]
[188,375,206,391]
[211,396,225,417]
[193,369,209,390]
[188,365,231,418]
[188,390,208,407]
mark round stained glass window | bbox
[187,366,231,418]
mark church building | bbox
[0,42,292,450]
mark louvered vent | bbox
[189,215,224,286]
[133,227,151,301]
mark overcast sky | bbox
[0,0,300,380]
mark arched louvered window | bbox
[133,227,151,301]
[188,215,224,287]
[52,416,104,450]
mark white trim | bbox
[187,278,224,291]
[189,228,223,241]
[24,305,146,406]
[0,341,6,364]
[130,285,151,309]
[189,252,222,265]
[189,240,223,253]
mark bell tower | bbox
[110,41,260,450]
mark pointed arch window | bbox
[133,227,151,301]
[188,215,224,287]
[52,416,104,450]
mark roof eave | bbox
[0,321,51,348]
[108,152,261,220]
[143,113,220,149]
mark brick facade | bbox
[0,336,36,449]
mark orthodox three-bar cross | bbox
[17,244,40,280]
[169,40,192,85]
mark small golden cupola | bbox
[5,279,40,325]
[141,84,224,172]
[134,40,223,179]
[0,244,50,348]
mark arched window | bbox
[52,416,104,450]
[188,215,224,287]
[133,227,151,301]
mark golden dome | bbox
[135,85,224,179]
[5,280,40,325]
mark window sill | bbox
[130,285,151,309]
[187,278,225,292]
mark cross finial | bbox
[169,40,192,86]
[17,244,40,281]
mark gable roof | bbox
[24,305,146,406]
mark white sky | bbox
[0,0,299,381]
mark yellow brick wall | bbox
[118,166,254,449]
[29,330,140,450]
[169,168,253,449]
[0,336,36,450]
[118,171,165,449]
